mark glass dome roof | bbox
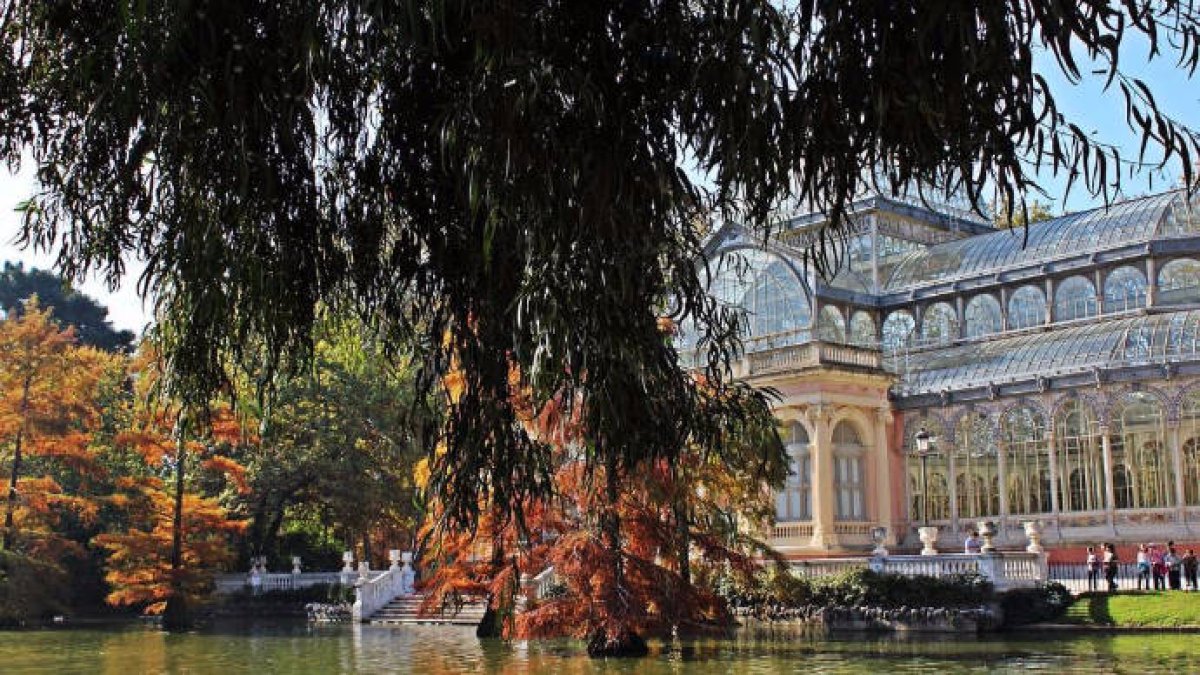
[886,191,1189,289]
[893,310,1200,395]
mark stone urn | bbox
[978,520,997,553]
[1022,521,1044,554]
[292,556,302,575]
[342,551,355,574]
[388,549,402,571]
[918,526,939,556]
[870,526,889,557]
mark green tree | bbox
[3,1,1200,651]
[0,262,135,352]
[240,313,426,568]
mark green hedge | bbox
[998,582,1073,627]
[725,567,993,610]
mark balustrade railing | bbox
[214,572,343,595]
[352,568,405,622]
[789,551,1047,591]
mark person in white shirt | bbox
[1136,544,1151,590]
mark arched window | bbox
[1103,266,1148,313]
[964,294,1002,338]
[710,249,811,349]
[1158,259,1200,305]
[832,421,866,521]
[1055,276,1098,322]
[1055,399,1105,512]
[1002,406,1051,515]
[775,423,811,521]
[1110,393,1172,509]
[882,311,916,352]
[1181,390,1200,505]
[905,416,950,523]
[849,311,876,347]
[1185,437,1200,506]
[816,306,847,343]
[954,415,1000,518]
[922,302,958,345]
[1008,285,1046,330]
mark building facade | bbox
[685,190,1200,555]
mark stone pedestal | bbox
[292,556,302,575]
[399,551,416,595]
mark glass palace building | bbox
[686,189,1200,555]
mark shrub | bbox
[0,551,69,626]
[230,582,353,605]
[721,566,994,612]
[999,582,1072,628]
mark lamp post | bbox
[914,427,934,527]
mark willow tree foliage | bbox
[2,2,1199,537]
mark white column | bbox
[1101,425,1116,513]
[874,407,895,543]
[809,406,835,549]
[1170,423,1186,521]
[1147,257,1158,307]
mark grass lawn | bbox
[1061,591,1200,628]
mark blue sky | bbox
[1,34,1198,332]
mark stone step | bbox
[368,593,487,625]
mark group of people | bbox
[1085,541,1200,593]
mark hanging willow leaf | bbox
[0,1,1198,532]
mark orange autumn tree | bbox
[418,352,786,651]
[0,298,120,560]
[94,349,252,628]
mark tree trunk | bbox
[673,499,691,587]
[476,507,508,639]
[2,376,32,551]
[587,452,647,658]
[163,431,191,631]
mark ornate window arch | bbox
[1002,405,1051,515]
[1103,266,1148,313]
[1055,276,1098,322]
[922,302,958,345]
[1008,285,1046,330]
[954,414,1000,518]
[1179,389,1200,505]
[710,248,811,348]
[965,294,1002,338]
[1054,399,1105,512]
[775,422,812,521]
[882,310,916,352]
[1110,392,1172,509]
[832,421,866,521]
[816,305,847,343]
[1158,258,1200,305]
[849,311,876,347]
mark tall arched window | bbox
[1055,399,1105,512]
[816,305,847,343]
[1055,276,1098,322]
[1110,392,1172,509]
[1103,266,1148,313]
[1003,406,1052,515]
[775,423,811,521]
[710,249,811,349]
[832,421,866,521]
[882,311,916,352]
[849,311,876,347]
[1158,259,1200,305]
[905,417,950,523]
[1181,390,1200,505]
[922,302,958,345]
[1008,285,1046,330]
[954,415,1000,518]
[964,294,1003,338]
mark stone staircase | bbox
[368,593,488,626]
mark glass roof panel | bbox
[892,310,1200,395]
[886,192,1179,290]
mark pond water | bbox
[0,621,1196,674]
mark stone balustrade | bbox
[789,550,1048,591]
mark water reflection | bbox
[0,621,1198,674]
